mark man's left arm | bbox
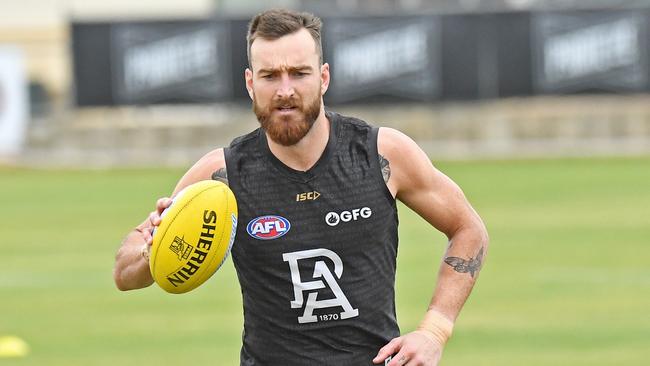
[373,127,489,366]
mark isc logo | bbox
[247,215,291,240]
[296,191,321,202]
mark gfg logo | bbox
[325,207,372,226]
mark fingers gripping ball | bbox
[150,180,238,294]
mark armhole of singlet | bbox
[222,146,234,188]
[370,126,397,203]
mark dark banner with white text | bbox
[532,11,649,94]
[71,9,650,106]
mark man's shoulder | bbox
[328,110,376,135]
[329,110,373,127]
[228,128,262,149]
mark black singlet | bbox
[224,111,400,365]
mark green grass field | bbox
[1,157,649,365]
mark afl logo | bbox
[247,215,291,240]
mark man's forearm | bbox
[373,224,487,366]
[113,228,154,291]
[429,224,488,322]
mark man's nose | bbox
[276,74,295,98]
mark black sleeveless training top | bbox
[224,111,400,366]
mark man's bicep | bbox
[398,164,473,238]
[380,128,473,237]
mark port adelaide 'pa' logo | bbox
[247,215,291,240]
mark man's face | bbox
[246,28,329,146]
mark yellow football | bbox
[150,180,237,294]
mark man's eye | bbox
[262,74,275,80]
[293,72,307,77]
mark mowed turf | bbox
[1,157,648,365]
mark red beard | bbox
[253,93,321,146]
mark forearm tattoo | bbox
[211,168,228,185]
[444,247,484,278]
[379,154,391,183]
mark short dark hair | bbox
[247,9,323,66]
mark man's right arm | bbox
[113,148,226,291]
[113,219,156,291]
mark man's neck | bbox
[266,109,330,172]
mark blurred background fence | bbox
[1,0,650,166]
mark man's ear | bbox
[245,68,254,100]
[320,63,330,95]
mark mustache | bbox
[270,96,300,109]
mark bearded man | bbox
[114,9,488,366]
